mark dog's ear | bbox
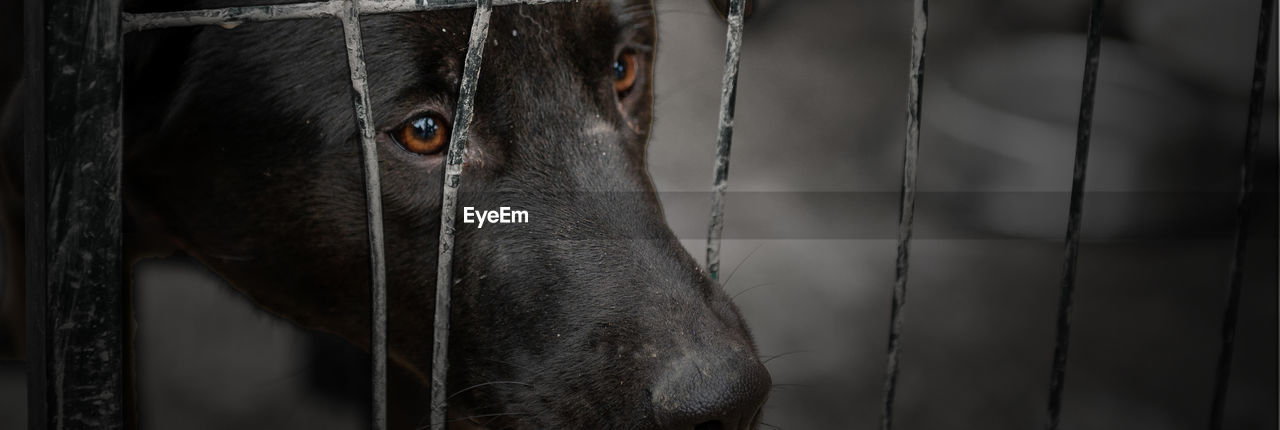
[707,0,755,21]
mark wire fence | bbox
[22,0,1276,429]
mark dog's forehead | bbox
[407,0,652,42]
[377,0,654,81]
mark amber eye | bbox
[392,114,450,155]
[612,51,638,96]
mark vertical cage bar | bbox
[23,0,46,424]
[432,1,493,428]
[336,1,390,429]
[878,1,927,429]
[705,0,747,280]
[1045,1,1105,429]
[1208,1,1273,428]
[26,0,127,428]
[23,0,47,423]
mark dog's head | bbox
[123,0,769,428]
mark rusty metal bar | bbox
[27,0,128,428]
[335,1,389,428]
[122,0,570,33]
[1045,1,1105,429]
[878,0,927,429]
[1208,1,1274,428]
[705,0,747,280]
[432,1,493,428]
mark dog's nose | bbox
[651,345,772,430]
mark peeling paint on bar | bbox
[1208,1,1273,429]
[335,1,390,429]
[122,0,575,33]
[29,0,128,428]
[122,0,341,32]
[1045,1,1105,429]
[705,0,746,281]
[878,1,926,429]
[432,1,493,428]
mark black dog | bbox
[1,0,770,428]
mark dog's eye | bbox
[613,51,638,96]
[392,114,450,155]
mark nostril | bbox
[694,421,725,430]
[651,348,772,430]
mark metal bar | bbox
[335,1,389,429]
[1208,1,1274,428]
[432,1,493,428]
[705,0,747,281]
[878,0,927,429]
[28,0,127,428]
[123,0,342,32]
[121,0,573,33]
[23,0,47,424]
[1045,1,1105,429]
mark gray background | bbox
[2,0,1278,428]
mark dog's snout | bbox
[651,344,772,430]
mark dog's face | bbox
[123,0,769,428]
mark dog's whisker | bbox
[769,383,811,392]
[722,241,766,289]
[760,349,808,364]
[447,380,534,400]
[731,282,775,300]
[759,421,784,430]
[447,411,531,423]
[458,412,534,426]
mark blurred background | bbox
[2,0,1277,428]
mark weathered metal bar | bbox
[23,0,47,424]
[27,0,127,428]
[121,0,573,33]
[705,0,747,281]
[1045,1,1105,429]
[1208,1,1273,428]
[432,1,493,428]
[123,0,341,32]
[878,1,927,429]
[335,1,389,429]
